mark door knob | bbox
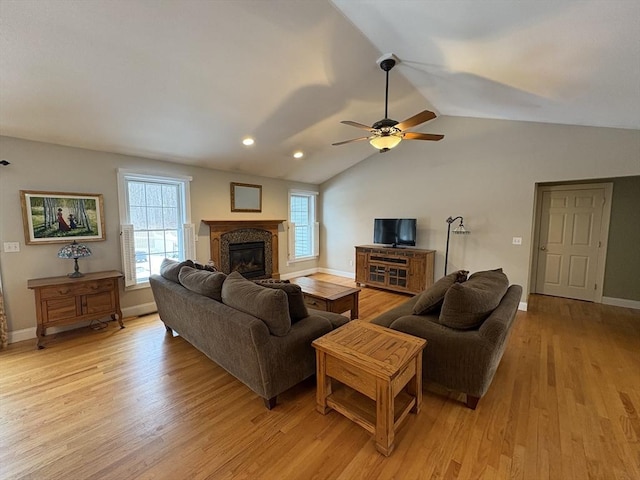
[540,246,546,251]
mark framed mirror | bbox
[230,182,262,212]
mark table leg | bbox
[36,323,45,349]
[407,351,423,414]
[316,350,331,414]
[351,292,359,320]
[112,312,125,329]
[375,378,394,456]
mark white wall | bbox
[320,116,640,300]
[0,136,318,337]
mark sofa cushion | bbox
[178,266,226,301]
[160,258,195,283]
[254,280,308,322]
[412,270,468,315]
[222,271,291,336]
[439,269,509,330]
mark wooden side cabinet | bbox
[27,270,124,349]
[355,245,435,295]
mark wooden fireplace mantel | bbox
[203,220,285,279]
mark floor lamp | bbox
[444,216,470,276]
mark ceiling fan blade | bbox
[340,120,375,131]
[395,110,437,131]
[332,136,371,146]
[402,132,444,141]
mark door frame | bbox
[530,182,613,302]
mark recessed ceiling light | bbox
[242,138,255,146]
[293,151,304,159]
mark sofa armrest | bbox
[255,314,334,399]
[478,285,522,347]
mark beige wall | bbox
[603,176,640,300]
[0,136,318,335]
[320,116,640,302]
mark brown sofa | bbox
[149,261,349,409]
[371,269,522,409]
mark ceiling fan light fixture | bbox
[369,135,401,150]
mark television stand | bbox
[355,245,435,295]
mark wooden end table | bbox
[290,276,360,320]
[312,320,426,456]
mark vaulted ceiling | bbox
[1,1,638,184]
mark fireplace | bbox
[203,220,285,279]
[229,241,265,278]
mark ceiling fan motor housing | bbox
[372,118,399,130]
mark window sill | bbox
[125,281,151,292]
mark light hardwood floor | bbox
[1,273,639,479]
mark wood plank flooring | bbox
[1,273,639,479]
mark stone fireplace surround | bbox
[203,220,285,280]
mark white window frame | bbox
[288,189,319,263]
[117,169,194,289]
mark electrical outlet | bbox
[3,241,20,252]
[512,237,523,245]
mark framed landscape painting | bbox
[20,190,106,244]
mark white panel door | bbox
[535,188,605,301]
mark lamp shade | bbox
[58,241,92,259]
[58,241,92,278]
[369,134,402,150]
[453,223,470,234]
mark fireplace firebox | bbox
[229,241,266,278]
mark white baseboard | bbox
[519,302,528,311]
[8,327,36,344]
[318,268,355,279]
[602,296,640,310]
[280,267,319,280]
[122,301,157,318]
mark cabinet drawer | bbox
[39,280,114,300]
[304,295,328,311]
[42,297,78,323]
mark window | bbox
[118,170,194,288]
[288,190,318,262]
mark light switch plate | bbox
[3,241,20,252]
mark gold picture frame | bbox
[230,182,262,212]
[20,190,106,244]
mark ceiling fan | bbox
[333,54,444,152]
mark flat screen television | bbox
[373,218,417,247]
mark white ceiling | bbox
[1,0,638,184]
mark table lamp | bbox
[58,241,92,278]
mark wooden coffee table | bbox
[290,276,360,320]
[312,320,427,456]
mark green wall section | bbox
[603,176,640,300]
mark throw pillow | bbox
[439,269,509,330]
[254,281,308,322]
[178,266,226,302]
[412,270,468,315]
[160,258,195,283]
[221,271,291,336]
